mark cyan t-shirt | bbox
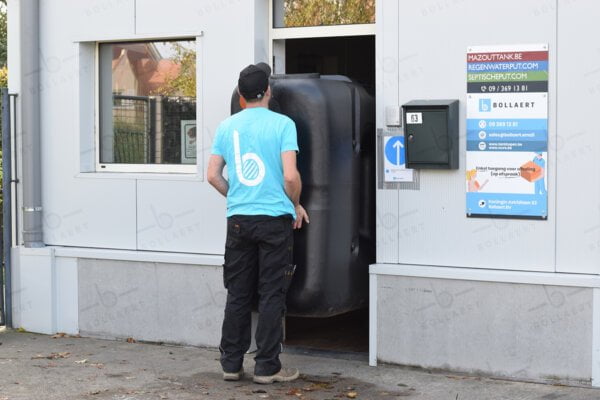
[211,107,299,219]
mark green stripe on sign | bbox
[467,71,548,83]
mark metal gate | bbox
[112,94,155,164]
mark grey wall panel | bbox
[376,0,400,263]
[43,177,138,249]
[36,1,142,249]
[136,180,226,254]
[134,0,264,256]
[78,259,225,347]
[67,0,135,39]
[377,275,592,382]
[556,0,600,274]
[37,0,266,251]
[391,1,557,271]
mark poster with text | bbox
[466,44,548,219]
[181,120,197,164]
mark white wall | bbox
[375,0,400,263]
[18,0,600,272]
[375,0,594,273]
[555,0,600,274]
[31,0,269,254]
[10,248,78,335]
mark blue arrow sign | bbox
[385,136,405,166]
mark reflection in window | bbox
[98,39,197,165]
[273,0,375,28]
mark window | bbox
[98,39,197,172]
[273,0,375,28]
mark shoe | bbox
[253,368,300,384]
[223,368,244,381]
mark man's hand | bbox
[293,205,309,229]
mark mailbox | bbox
[403,100,459,169]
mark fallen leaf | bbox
[75,359,88,364]
[126,337,137,343]
[306,382,334,391]
[252,389,267,394]
[31,352,71,360]
[286,388,303,397]
[52,332,67,339]
[346,392,358,399]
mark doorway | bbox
[283,35,375,95]
[279,35,375,354]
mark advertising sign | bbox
[466,44,549,219]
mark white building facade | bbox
[7,0,600,386]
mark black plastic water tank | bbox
[231,74,375,317]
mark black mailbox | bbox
[402,100,459,169]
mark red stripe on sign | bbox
[467,51,548,63]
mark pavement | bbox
[1,328,599,400]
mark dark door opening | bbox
[283,35,375,354]
[284,35,375,96]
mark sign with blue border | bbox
[383,135,412,182]
[466,44,549,220]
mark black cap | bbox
[238,62,271,100]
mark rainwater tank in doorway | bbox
[231,74,375,317]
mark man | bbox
[207,62,309,384]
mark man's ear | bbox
[265,85,271,97]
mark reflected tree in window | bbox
[152,42,196,97]
[283,0,375,27]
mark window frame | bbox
[94,37,200,174]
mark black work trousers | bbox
[219,214,294,376]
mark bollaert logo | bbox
[479,98,491,112]
[233,130,266,186]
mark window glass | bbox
[273,0,375,28]
[99,39,197,165]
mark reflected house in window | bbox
[99,40,197,166]
[111,42,182,96]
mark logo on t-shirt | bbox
[233,130,266,186]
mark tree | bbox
[0,0,6,67]
[152,43,196,97]
[283,0,375,27]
